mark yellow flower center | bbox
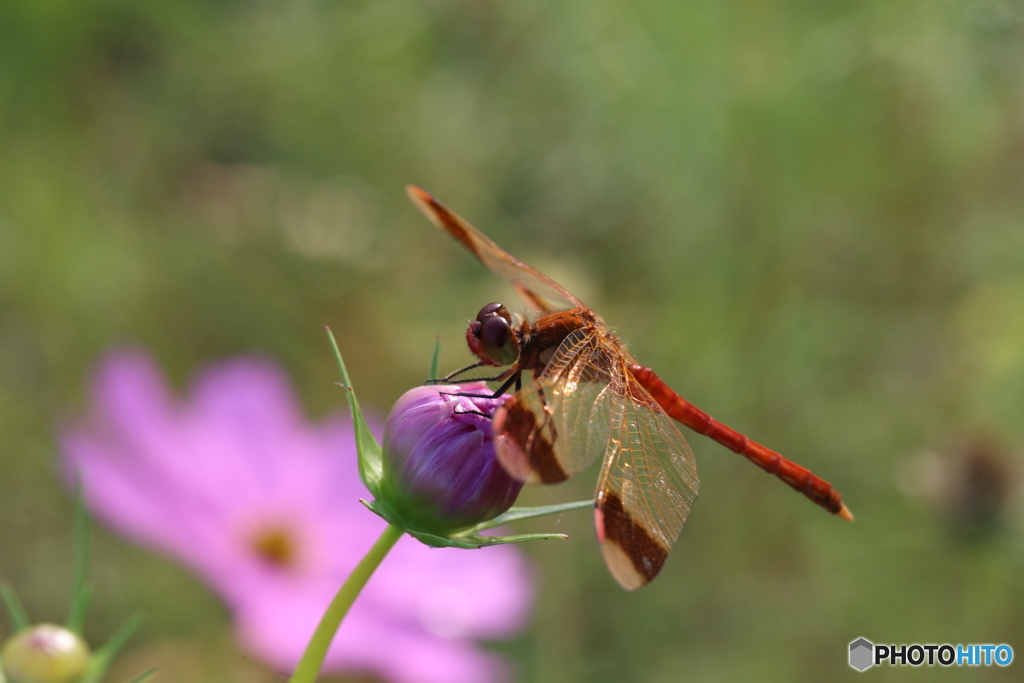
[250,526,298,569]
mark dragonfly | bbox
[407,185,853,590]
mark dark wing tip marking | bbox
[596,492,669,590]
[405,184,480,258]
[493,403,568,484]
[405,183,430,203]
[407,184,582,316]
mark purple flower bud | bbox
[381,382,522,531]
[1,624,91,683]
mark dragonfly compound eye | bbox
[466,303,518,366]
[480,315,511,350]
[476,302,510,325]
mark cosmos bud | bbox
[1,624,91,683]
[380,382,522,531]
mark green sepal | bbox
[406,529,490,549]
[406,523,572,549]
[360,498,592,548]
[444,500,593,547]
[359,498,404,528]
[359,499,487,548]
[327,327,383,497]
[451,531,572,547]
[465,500,594,532]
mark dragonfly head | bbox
[468,302,519,367]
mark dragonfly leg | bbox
[443,373,520,400]
[453,408,492,418]
[425,361,486,385]
[427,361,512,385]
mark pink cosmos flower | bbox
[60,350,532,683]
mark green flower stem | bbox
[288,523,404,683]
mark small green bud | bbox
[1,624,91,683]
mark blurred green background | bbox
[2,0,1024,680]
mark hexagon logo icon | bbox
[849,637,874,671]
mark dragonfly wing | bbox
[407,185,580,315]
[594,366,700,590]
[493,329,616,483]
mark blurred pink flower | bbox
[61,350,532,683]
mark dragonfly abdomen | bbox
[628,363,853,521]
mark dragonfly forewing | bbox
[406,185,579,316]
[493,329,615,483]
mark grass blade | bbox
[67,480,92,633]
[0,584,29,632]
[80,613,143,683]
[119,669,157,683]
[428,336,440,380]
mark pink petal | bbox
[235,594,511,683]
[60,349,533,681]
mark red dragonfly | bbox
[407,185,853,590]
